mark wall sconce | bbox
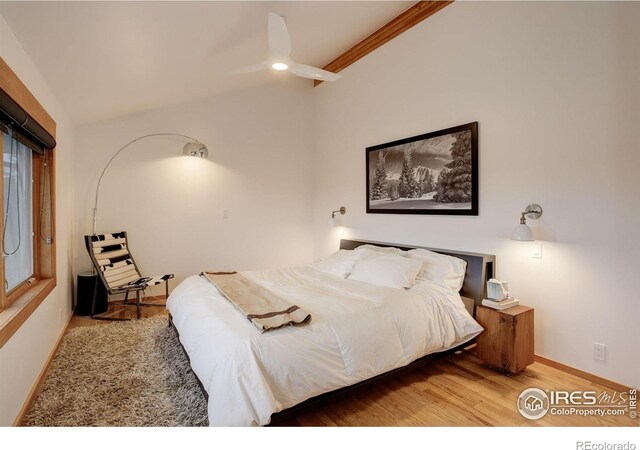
[511,204,542,241]
[328,206,346,227]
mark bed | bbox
[166,239,495,426]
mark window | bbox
[0,126,55,313]
[0,56,57,349]
[3,132,34,293]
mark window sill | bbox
[0,278,56,349]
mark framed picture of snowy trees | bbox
[366,122,478,215]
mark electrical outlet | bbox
[223,209,229,219]
[593,342,606,361]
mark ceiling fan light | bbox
[271,62,289,71]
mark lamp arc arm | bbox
[92,132,203,235]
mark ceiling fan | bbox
[232,12,342,82]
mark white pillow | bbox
[348,250,422,289]
[312,250,361,278]
[407,248,467,292]
[355,244,406,256]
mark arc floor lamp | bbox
[91,133,209,235]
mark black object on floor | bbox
[76,272,107,316]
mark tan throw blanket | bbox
[201,271,311,333]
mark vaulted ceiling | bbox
[0,1,412,125]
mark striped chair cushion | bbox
[88,232,174,291]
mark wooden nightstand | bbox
[475,305,534,374]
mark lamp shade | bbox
[511,224,534,241]
[183,142,209,158]
[328,218,337,227]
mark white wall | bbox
[312,2,640,387]
[74,80,315,287]
[0,14,76,425]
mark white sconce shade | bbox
[511,203,542,242]
[511,224,534,242]
[328,218,337,227]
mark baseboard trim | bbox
[534,354,633,392]
[12,310,74,426]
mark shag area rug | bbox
[23,316,208,426]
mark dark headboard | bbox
[339,239,495,317]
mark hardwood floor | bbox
[69,307,637,427]
[288,352,638,427]
[69,298,167,329]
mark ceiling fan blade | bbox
[228,61,269,75]
[289,63,342,82]
[268,13,291,59]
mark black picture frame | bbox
[366,122,478,216]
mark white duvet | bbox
[166,266,483,426]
